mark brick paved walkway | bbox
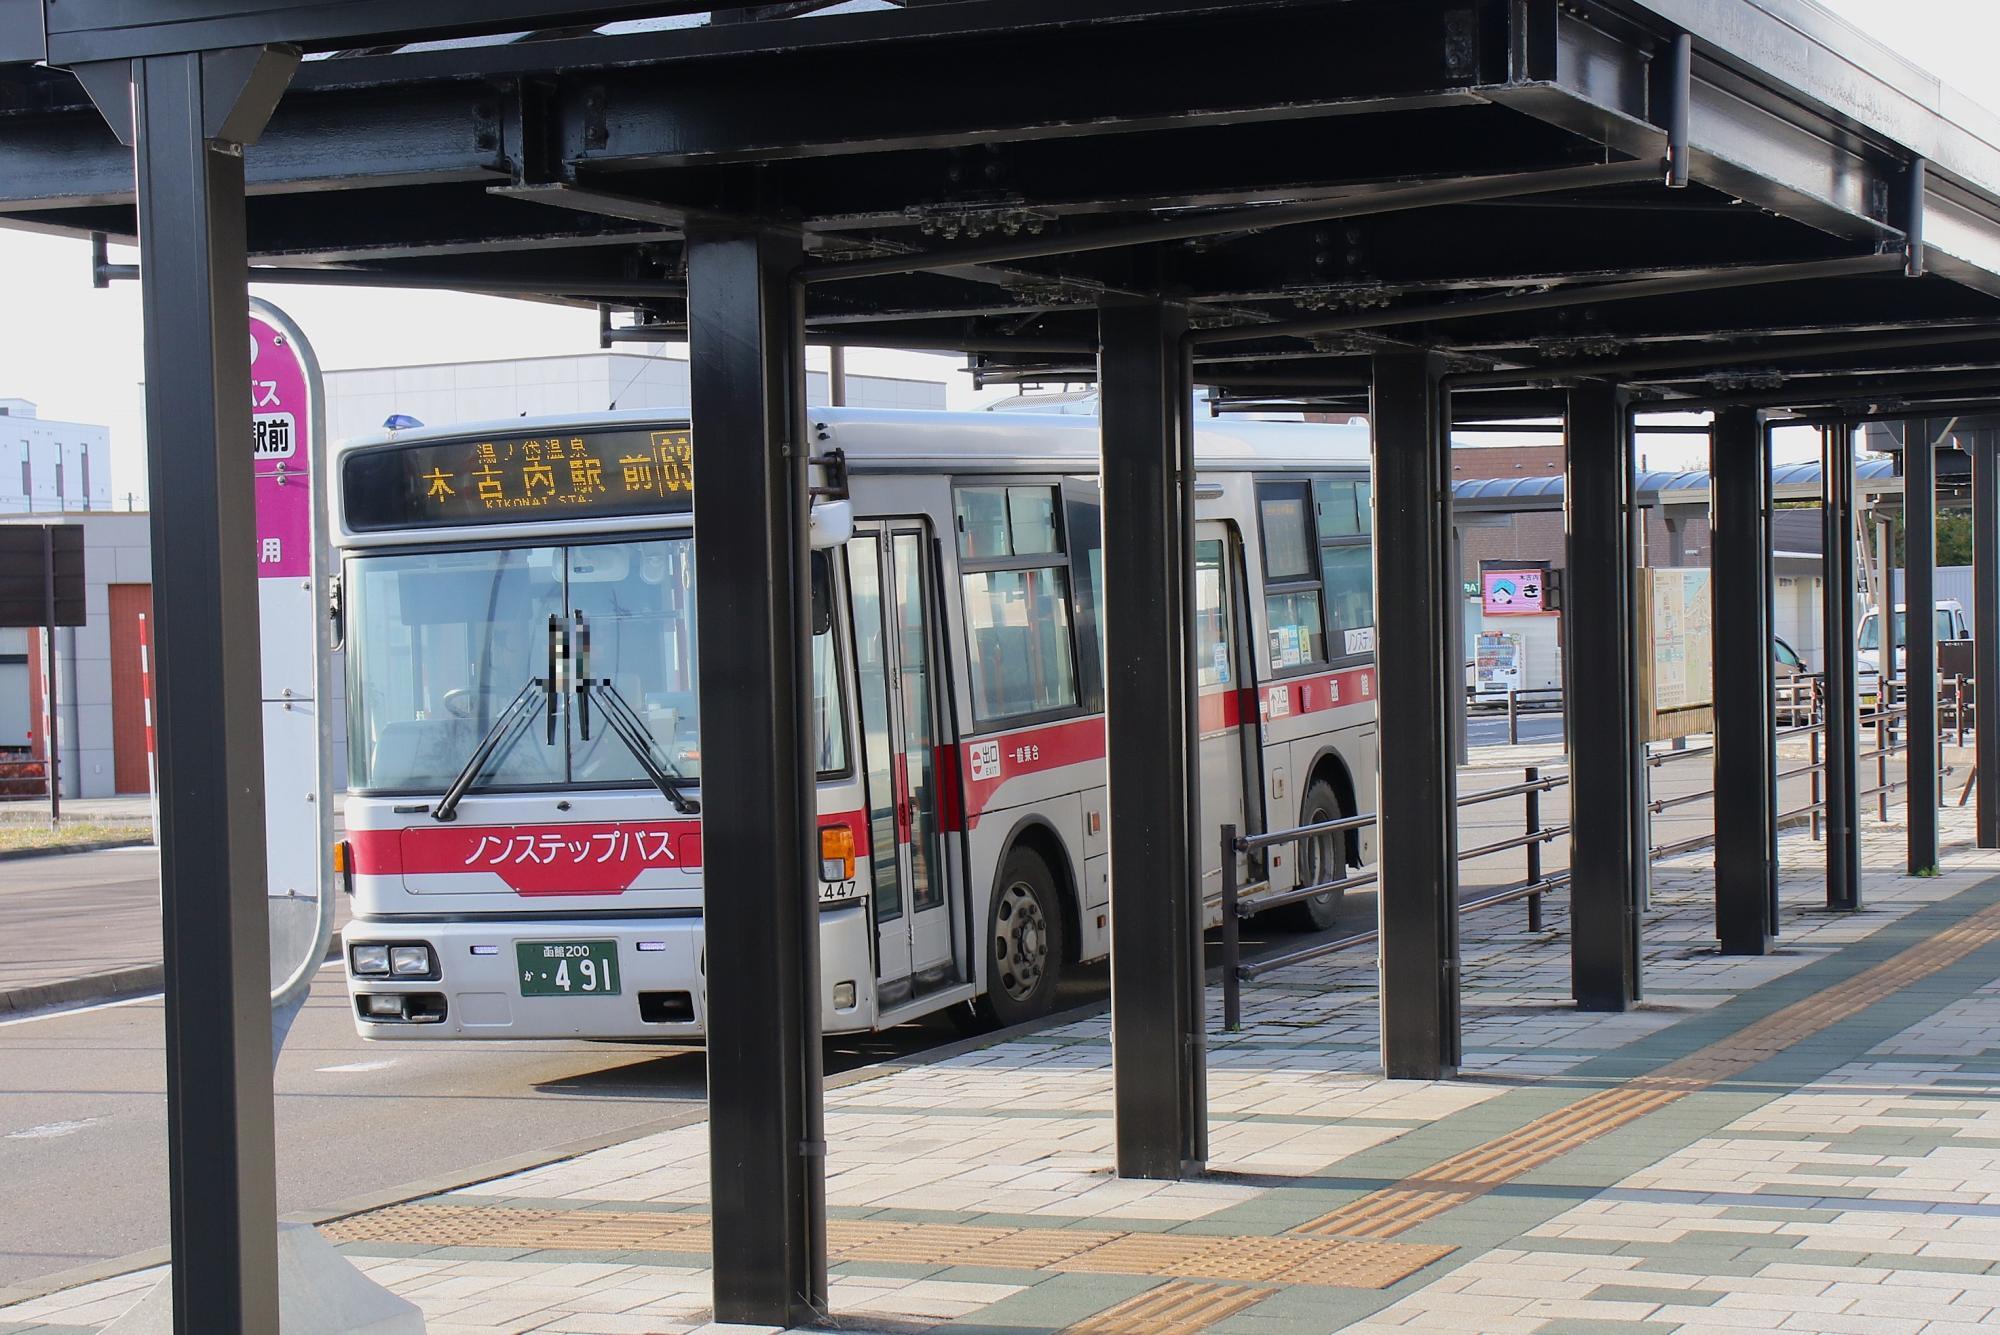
[5,806,1997,1334]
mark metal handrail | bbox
[1219,762,1572,1030]
[1218,689,1961,1032]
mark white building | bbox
[324,349,947,441]
[0,399,115,514]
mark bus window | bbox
[957,482,1080,723]
[1320,542,1373,658]
[1195,540,1232,688]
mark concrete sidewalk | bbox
[8,797,1997,1332]
[0,846,162,1015]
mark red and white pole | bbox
[139,610,160,846]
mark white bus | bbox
[334,407,1378,1040]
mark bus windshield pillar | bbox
[1711,408,1776,954]
[77,44,297,1332]
[1372,353,1460,1080]
[1823,424,1862,910]
[1098,297,1204,1179]
[685,228,828,1325]
[1565,381,1644,1011]
[1905,420,1940,873]
[1976,429,2000,849]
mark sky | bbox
[1,0,1996,497]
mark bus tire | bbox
[1279,777,1347,932]
[974,846,1066,1028]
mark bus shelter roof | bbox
[7,0,2000,418]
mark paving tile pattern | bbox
[7,797,2000,1334]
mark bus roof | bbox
[333,405,1373,473]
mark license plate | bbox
[516,940,621,997]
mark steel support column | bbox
[1822,425,1862,910]
[1100,299,1203,1176]
[687,229,827,1326]
[85,46,300,1334]
[1372,353,1459,1079]
[1711,408,1776,953]
[1565,382,1643,1010]
[1977,430,2000,848]
[1905,422,1940,873]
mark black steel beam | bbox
[1565,381,1643,1010]
[126,44,295,1333]
[1099,298,1203,1178]
[0,84,507,211]
[564,0,1497,172]
[40,0,732,63]
[686,227,827,1327]
[1371,351,1459,1079]
[1905,420,1940,872]
[806,161,1660,285]
[1822,424,1862,910]
[1197,254,1902,347]
[1711,407,1775,954]
[1978,428,2000,849]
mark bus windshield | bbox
[346,536,848,794]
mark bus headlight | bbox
[350,944,390,977]
[390,945,435,977]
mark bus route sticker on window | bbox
[969,740,1002,781]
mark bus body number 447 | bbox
[516,940,621,997]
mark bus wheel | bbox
[976,847,1066,1028]
[1280,777,1347,932]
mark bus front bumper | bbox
[343,906,875,1041]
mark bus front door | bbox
[1196,525,1254,908]
[850,525,956,1011]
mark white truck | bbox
[1857,599,1970,706]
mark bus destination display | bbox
[343,426,692,530]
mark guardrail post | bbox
[1525,765,1543,932]
[1221,823,1240,1033]
[1810,728,1822,841]
[1878,707,1889,822]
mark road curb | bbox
[0,965,163,1018]
[0,837,154,863]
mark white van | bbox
[1857,600,1970,705]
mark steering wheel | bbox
[441,686,498,720]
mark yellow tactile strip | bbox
[1064,1280,1269,1335]
[325,1203,1449,1289]
[1296,898,2000,1241]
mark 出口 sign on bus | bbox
[342,425,692,530]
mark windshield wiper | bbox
[593,678,701,814]
[573,610,700,815]
[431,677,548,823]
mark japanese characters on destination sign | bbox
[342,426,693,531]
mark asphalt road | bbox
[1465,710,1565,748]
[0,966,998,1291]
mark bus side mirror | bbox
[809,499,853,551]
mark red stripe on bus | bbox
[350,809,866,895]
